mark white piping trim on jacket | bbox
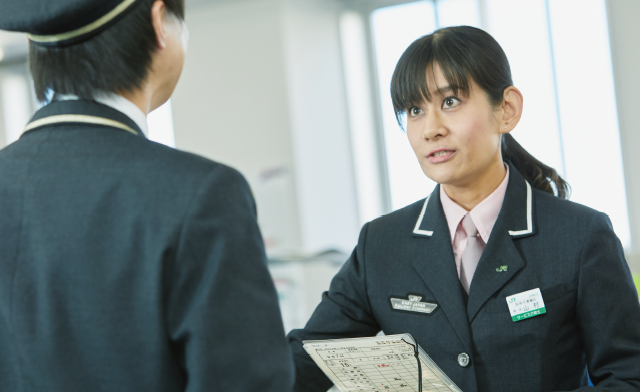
[25,114,138,135]
[413,193,433,236]
[508,180,532,236]
[413,180,532,238]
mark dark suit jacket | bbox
[0,100,293,392]
[288,162,640,392]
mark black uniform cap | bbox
[0,0,144,47]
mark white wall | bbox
[173,0,303,254]
[173,0,361,256]
[280,0,361,254]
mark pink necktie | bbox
[460,214,484,293]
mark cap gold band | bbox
[26,0,137,44]
[25,114,138,135]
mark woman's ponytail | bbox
[502,133,570,199]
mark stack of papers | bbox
[303,334,462,392]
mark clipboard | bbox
[303,333,462,392]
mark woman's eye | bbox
[409,107,424,117]
[443,97,460,109]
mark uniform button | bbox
[457,353,470,367]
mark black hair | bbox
[390,25,570,199]
[29,0,185,102]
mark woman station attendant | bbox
[287,26,640,392]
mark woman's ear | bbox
[501,86,523,134]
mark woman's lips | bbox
[427,149,456,164]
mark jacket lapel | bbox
[408,164,537,344]
[410,186,473,354]
[466,163,536,322]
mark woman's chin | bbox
[422,165,459,185]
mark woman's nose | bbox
[422,112,447,141]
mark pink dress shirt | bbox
[439,165,510,279]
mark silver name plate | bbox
[389,294,438,315]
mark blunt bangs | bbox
[390,26,513,128]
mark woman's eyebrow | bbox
[436,85,454,95]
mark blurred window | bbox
[545,0,630,249]
[340,11,387,225]
[369,0,630,248]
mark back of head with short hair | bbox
[29,0,185,102]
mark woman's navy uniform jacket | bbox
[288,162,640,392]
[0,100,293,392]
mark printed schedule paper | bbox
[303,334,462,392]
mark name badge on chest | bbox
[389,294,439,315]
[506,288,546,322]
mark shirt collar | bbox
[55,93,148,137]
[440,164,510,244]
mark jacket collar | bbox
[412,161,535,239]
[410,162,536,330]
[23,99,146,139]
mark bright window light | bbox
[372,1,437,210]
[548,0,630,248]
[436,0,480,28]
[483,0,565,176]
[147,99,176,148]
[340,11,386,225]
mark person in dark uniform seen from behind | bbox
[287,26,640,392]
[0,1,293,391]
